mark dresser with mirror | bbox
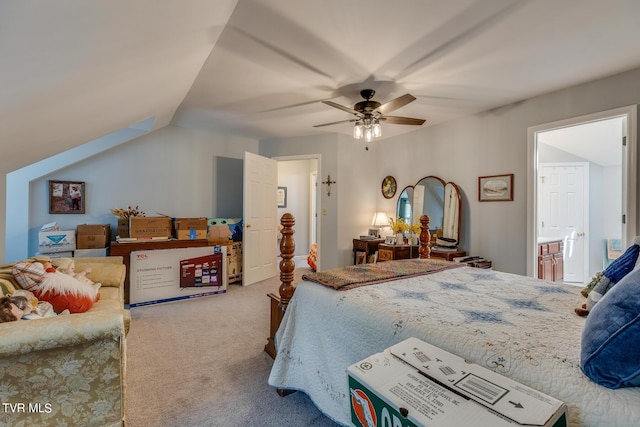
[393,175,465,260]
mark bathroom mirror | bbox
[396,176,462,244]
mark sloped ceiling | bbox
[3,0,640,173]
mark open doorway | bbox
[527,106,637,282]
[276,156,320,270]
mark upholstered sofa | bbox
[0,256,129,427]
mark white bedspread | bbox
[268,266,640,426]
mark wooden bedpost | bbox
[265,213,296,361]
[419,214,431,259]
[278,213,296,311]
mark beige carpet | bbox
[124,266,342,427]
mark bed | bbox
[267,214,640,426]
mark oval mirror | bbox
[412,176,445,233]
[396,176,462,247]
[442,182,461,241]
[396,186,414,224]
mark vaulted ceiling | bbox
[3,0,640,173]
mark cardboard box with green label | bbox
[348,337,567,427]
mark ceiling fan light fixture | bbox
[372,120,382,138]
[353,122,364,139]
[364,127,373,142]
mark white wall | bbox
[20,126,258,260]
[6,67,640,273]
[373,67,640,274]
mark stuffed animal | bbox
[575,237,640,316]
[12,256,100,314]
[52,258,101,292]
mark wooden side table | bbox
[377,243,420,261]
[352,238,384,264]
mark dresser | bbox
[352,238,384,264]
[538,239,564,282]
[377,243,420,261]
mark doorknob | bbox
[246,224,251,228]
[577,231,584,237]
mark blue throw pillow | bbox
[581,266,640,388]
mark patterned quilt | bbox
[302,258,461,290]
[268,267,640,426]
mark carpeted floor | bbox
[124,263,342,427]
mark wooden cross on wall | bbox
[321,174,336,196]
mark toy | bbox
[0,295,36,322]
[0,296,21,322]
[12,256,100,314]
[575,237,640,316]
[52,258,101,291]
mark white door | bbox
[538,163,589,282]
[243,152,278,286]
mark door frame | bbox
[526,105,637,278]
[273,154,322,271]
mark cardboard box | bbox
[173,218,208,240]
[77,224,111,249]
[348,337,567,427]
[35,251,73,259]
[117,218,129,238]
[74,248,110,258]
[38,230,76,253]
[129,217,172,238]
[227,255,242,283]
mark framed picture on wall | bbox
[277,186,287,208]
[478,174,513,202]
[49,180,86,214]
[381,176,397,199]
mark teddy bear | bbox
[575,237,640,316]
[12,256,100,314]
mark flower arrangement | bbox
[110,205,145,219]
[389,217,409,234]
[410,222,422,235]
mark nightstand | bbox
[352,238,384,264]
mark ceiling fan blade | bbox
[381,116,426,126]
[321,100,361,116]
[313,119,357,128]
[374,94,416,115]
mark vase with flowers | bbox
[407,222,421,245]
[389,217,409,245]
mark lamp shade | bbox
[371,212,390,227]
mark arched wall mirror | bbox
[396,176,462,245]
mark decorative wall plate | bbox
[381,176,397,199]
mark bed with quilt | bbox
[268,220,640,426]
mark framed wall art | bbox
[49,180,86,214]
[277,186,287,208]
[478,174,513,202]
[381,176,397,199]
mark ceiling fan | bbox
[314,89,426,139]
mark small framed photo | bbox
[49,180,85,214]
[368,228,380,238]
[385,236,396,244]
[478,174,513,202]
[277,186,287,208]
